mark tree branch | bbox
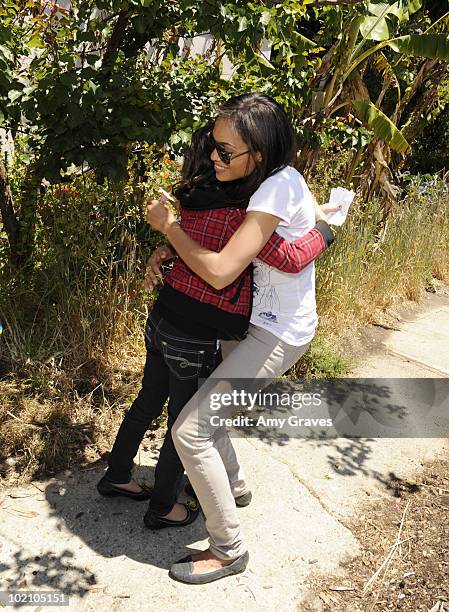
[103,9,129,64]
[0,159,21,266]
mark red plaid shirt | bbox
[165,207,326,318]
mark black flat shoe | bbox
[169,550,249,584]
[97,476,152,501]
[184,482,252,507]
[143,501,199,530]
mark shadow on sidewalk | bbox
[1,464,207,600]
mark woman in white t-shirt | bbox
[245,164,319,346]
[145,93,337,585]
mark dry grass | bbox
[0,206,165,486]
[0,333,168,486]
[314,174,449,336]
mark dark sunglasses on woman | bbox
[208,133,251,165]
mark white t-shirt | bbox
[247,165,317,346]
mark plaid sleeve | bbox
[256,227,328,273]
[227,209,334,273]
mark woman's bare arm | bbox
[146,198,282,289]
[145,197,337,290]
[165,210,282,289]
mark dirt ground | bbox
[300,454,449,612]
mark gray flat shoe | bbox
[184,482,252,507]
[169,550,249,584]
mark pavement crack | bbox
[383,347,449,376]
[243,437,361,539]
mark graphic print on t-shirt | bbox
[247,165,318,346]
[253,263,280,324]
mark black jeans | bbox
[105,307,222,515]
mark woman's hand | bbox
[146,199,179,234]
[144,245,176,291]
[320,202,343,215]
[313,200,342,222]
[312,191,343,222]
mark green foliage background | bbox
[0,0,448,371]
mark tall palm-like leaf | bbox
[343,33,449,80]
[371,52,401,105]
[302,2,448,203]
[352,100,410,153]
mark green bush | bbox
[0,148,178,372]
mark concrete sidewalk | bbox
[1,289,448,611]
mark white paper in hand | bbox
[325,187,355,226]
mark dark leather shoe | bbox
[143,500,199,530]
[97,476,152,501]
[169,550,249,584]
[185,482,252,507]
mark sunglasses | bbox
[208,133,251,165]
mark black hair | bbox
[173,92,296,203]
[174,121,216,194]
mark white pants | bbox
[172,323,311,560]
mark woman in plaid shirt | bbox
[143,93,338,584]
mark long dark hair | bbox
[174,93,296,203]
